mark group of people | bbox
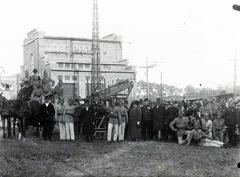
[19,69,64,141]
[18,69,240,147]
[20,69,63,105]
[118,96,240,148]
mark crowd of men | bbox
[121,96,240,148]
[17,69,240,147]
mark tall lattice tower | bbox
[91,0,101,94]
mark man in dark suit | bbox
[152,98,166,141]
[224,99,240,147]
[39,95,55,141]
[141,98,153,141]
[165,101,179,142]
[81,100,95,142]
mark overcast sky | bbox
[1,0,240,89]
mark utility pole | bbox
[234,51,237,96]
[233,5,240,96]
[160,72,162,98]
[140,58,156,99]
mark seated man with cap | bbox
[31,81,43,103]
[41,70,54,102]
[30,69,41,89]
[213,111,226,142]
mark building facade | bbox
[0,74,19,100]
[22,29,136,100]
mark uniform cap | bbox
[68,97,73,102]
[33,69,38,73]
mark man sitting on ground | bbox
[169,110,191,145]
[186,123,224,147]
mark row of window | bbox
[58,63,111,70]
[57,75,106,81]
[58,75,77,81]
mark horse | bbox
[0,93,15,138]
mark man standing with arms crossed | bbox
[101,100,120,143]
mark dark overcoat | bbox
[166,106,179,124]
[152,105,166,131]
[128,106,142,139]
[81,107,95,135]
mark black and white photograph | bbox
[0,0,240,176]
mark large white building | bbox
[21,29,136,100]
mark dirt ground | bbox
[0,127,240,177]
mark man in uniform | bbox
[211,97,220,121]
[31,82,43,103]
[30,69,41,89]
[118,101,128,142]
[41,70,54,103]
[63,97,81,142]
[101,100,120,142]
[213,111,225,142]
[141,98,153,141]
[53,79,64,107]
[170,110,191,145]
[199,99,213,120]
[55,97,66,141]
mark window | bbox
[78,64,83,68]
[5,84,10,91]
[104,64,111,70]
[65,63,70,68]
[85,64,90,68]
[58,75,63,80]
[58,63,63,68]
[65,76,70,80]
[72,76,77,80]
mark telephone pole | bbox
[140,58,157,99]
[232,5,240,96]
[234,51,237,96]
